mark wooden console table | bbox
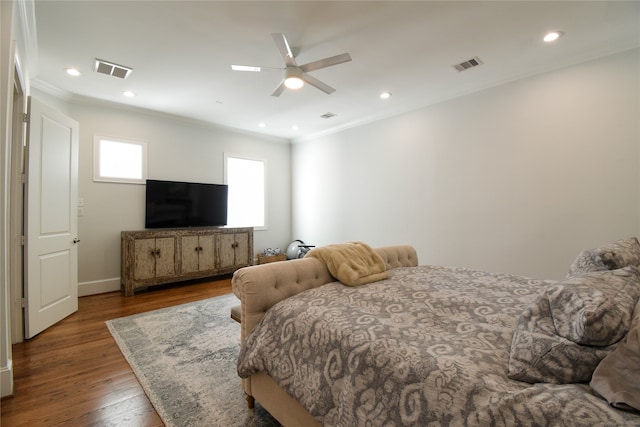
[121,227,253,296]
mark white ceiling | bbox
[29,1,640,141]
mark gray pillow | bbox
[568,237,640,277]
[590,299,640,413]
[598,237,640,270]
[549,267,640,346]
[508,266,640,384]
[567,249,607,277]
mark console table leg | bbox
[246,394,255,409]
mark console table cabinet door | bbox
[217,233,235,270]
[155,237,177,277]
[133,237,176,280]
[217,231,252,270]
[133,238,156,280]
[199,234,216,271]
[181,235,199,274]
[233,231,251,266]
[182,234,216,273]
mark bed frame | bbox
[232,245,419,426]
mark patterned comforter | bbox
[237,265,640,426]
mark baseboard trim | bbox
[78,277,121,296]
[1,359,13,398]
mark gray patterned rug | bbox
[106,293,280,427]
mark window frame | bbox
[93,134,148,184]
[224,153,267,230]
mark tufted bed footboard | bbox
[231,245,418,426]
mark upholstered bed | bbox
[232,241,640,426]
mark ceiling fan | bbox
[231,33,352,97]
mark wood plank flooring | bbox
[1,278,234,427]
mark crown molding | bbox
[30,78,73,101]
[16,0,38,76]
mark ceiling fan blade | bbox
[301,73,335,95]
[271,33,297,67]
[231,65,262,72]
[271,79,286,97]
[299,53,352,73]
[231,65,284,72]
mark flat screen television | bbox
[145,179,228,228]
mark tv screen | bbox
[145,179,228,228]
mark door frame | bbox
[9,64,26,343]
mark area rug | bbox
[106,293,280,427]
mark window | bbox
[225,154,266,229]
[93,134,147,184]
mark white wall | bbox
[66,100,292,295]
[292,49,640,280]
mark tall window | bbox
[94,134,147,184]
[225,154,266,229]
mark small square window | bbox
[94,135,147,184]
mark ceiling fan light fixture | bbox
[284,67,304,89]
[284,76,304,89]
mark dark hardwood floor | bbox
[1,278,234,427]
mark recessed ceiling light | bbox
[543,31,563,42]
[292,125,299,130]
[65,68,81,77]
[259,123,266,128]
[123,91,135,98]
[380,92,392,99]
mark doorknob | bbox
[73,238,81,244]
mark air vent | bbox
[94,58,132,79]
[320,112,336,119]
[452,56,483,72]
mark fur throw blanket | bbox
[305,241,388,286]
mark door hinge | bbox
[21,173,26,184]
[20,235,25,245]
[21,298,26,308]
[22,113,28,123]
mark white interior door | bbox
[24,97,79,339]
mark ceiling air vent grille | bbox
[94,58,132,79]
[320,112,336,119]
[453,56,483,72]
